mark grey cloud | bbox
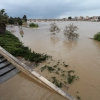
[0,0,100,18]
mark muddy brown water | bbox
[0,72,67,100]
[2,21,100,100]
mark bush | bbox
[49,22,60,34]
[63,23,79,39]
[29,23,39,28]
[94,32,100,41]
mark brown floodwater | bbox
[0,72,67,100]
[5,21,100,100]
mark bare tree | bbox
[63,23,79,39]
[49,22,60,35]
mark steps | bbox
[0,54,20,84]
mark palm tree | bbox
[0,9,5,14]
[0,9,8,34]
[0,9,8,23]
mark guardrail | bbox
[0,46,76,100]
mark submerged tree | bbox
[49,22,60,35]
[63,23,79,39]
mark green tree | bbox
[23,15,27,22]
[18,20,22,26]
[0,9,8,23]
[68,16,72,20]
[8,17,14,25]
[0,9,8,34]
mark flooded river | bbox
[0,72,67,100]
[4,21,100,100]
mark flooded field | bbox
[6,21,100,100]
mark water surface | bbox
[6,21,100,100]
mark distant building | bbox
[74,16,78,21]
[79,16,84,20]
[44,19,47,22]
[85,16,89,21]
[33,19,36,22]
[62,18,67,21]
[93,16,99,21]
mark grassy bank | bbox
[94,32,100,41]
[0,30,50,63]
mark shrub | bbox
[51,77,62,88]
[63,23,79,39]
[67,70,75,84]
[49,22,60,34]
[67,74,76,84]
[63,62,69,67]
[29,23,39,28]
[94,32,100,41]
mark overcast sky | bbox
[0,0,100,19]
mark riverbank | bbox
[0,30,50,64]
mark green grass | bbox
[0,30,50,63]
[94,32,100,41]
[29,23,39,28]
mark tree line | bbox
[0,9,27,34]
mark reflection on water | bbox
[63,39,78,50]
[8,25,16,33]
[50,35,60,44]
[19,27,24,37]
[92,39,100,52]
[5,22,100,100]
